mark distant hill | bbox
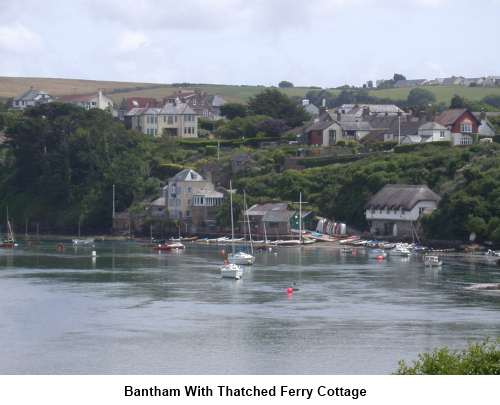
[0,76,314,104]
[1,76,499,105]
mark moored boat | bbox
[424,255,442,267]
[220,262,243,279]
[153,242,185,251]
[72,238,95,246]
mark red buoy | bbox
[376,255,385,260]
[287,287,293,294]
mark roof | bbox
[263,209,294,223]
[160,102,196,115]
[246,203,289,217]
[435,109,480,127]
[149,197,166,207]
[418,122,447,131]
[339,104,404,114]
[120,97,160,110]
[366,184,441,210]
[170,169,205,182]
[193,189,224,198]
[14,88,50,101]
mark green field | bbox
[1,76,499,106]
[368,86,500,104]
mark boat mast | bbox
[229,180,235,254]
[299,192,302,244]
[244,190,253,255]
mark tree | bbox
[397,339,500,375]
[367,80,374,89]
[3,103,151,232]
[483,95,500,108]
[393,73,406,82]
[220,103,248,120]
[450,94,467,109]
[407,88,436,109]
[215,115,269,139]
[278,81,294,88]
[256,118,289,137]
[247,89,309,127]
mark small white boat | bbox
[72,238,95,246]
[424,255,442,267]
[228,251,255,265]
[220,263,243,279]
[390,244,412,257]
[485,249,500,257]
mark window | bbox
[419,207,426,216]
[440,130,445,138]
[329,129,337,144]
[461,122,472,133]
[168,116,174,124]
[460,136,473,145]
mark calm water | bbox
[0,241,499,374]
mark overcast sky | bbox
[0,0,499,87]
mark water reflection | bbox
[0,241,499,374]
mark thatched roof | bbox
[366,184,440,210]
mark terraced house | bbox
[126,99,198,138]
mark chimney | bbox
[480,110,486,120]
[302,99,310,106]
[336,110,341,122]
[319,98,327,115]
[362,106,370,118]
[418,110,426,121]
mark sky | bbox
[0,0,499,87]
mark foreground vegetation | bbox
[397,339,500,375]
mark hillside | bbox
[1,76,500,105]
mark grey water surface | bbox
[0,241,499,374]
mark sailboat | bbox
[221,180,243,279]
[72,216,94,246]
[274,192,316,246]
[1,209,18,248]
[228,190,255,265]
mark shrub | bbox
[396,339,500,375]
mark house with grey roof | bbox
[12,88,53,110]
[365,184,441,238]
[127,99,198,138]
[164,90,226,120]
[164,169,223,226]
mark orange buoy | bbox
[376,255,385,260]
[287,287,293,294]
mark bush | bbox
[396,339,500,375]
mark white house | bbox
[58,90,114,111]
[365,184,441,237]
[12,88,53,110]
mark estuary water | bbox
[0,241,499,374]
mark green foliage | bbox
[1,103,152,232]
[216,192,243,228]
[215,115,269,139]
[220,103,248,119]
[407,88,436,109]
[247,89,309,127]
[278,81,294,88]
[396,339,500,375]
[483,95,500,108]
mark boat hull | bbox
[220,263,243,279]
